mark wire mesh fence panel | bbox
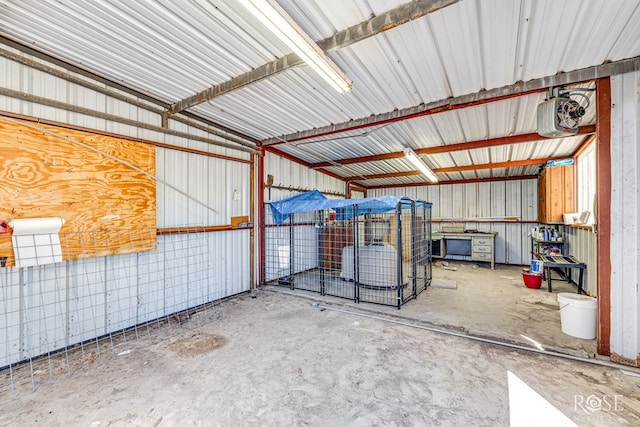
[0,226,222,403]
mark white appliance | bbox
[340,243,408,288]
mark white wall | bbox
[609,71,640,364]
[371,179,538,265]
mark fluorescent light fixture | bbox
[240,0,352,94]
[404,148,438,183]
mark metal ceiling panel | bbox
[279,0,407,40]
[517,0,640,83]
[1,0,637,188]
[1,0,295,101]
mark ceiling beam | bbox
[263,55,640,146]
[368,175,538,190]
[346,157,559,181]
[416,125,596,155]
[265,146,345,182]
[0,89,258,154]
[309,151,405,168]
[435,157,556,173]
[307,125,596,168]
[356,171,422,180]
[165,0,461,116]
[164,54,304,119]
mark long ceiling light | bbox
[240,0,352,94]
[404,148,439,183]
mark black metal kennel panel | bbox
[262,191,432,309]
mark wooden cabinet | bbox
[320,225,353,269]
[538,165,575,223]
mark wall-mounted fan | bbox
[537,86,593,138]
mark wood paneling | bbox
[0,118,156,266]
[538,165,575,223]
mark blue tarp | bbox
[269,190,431,225]
[269,189,328,225]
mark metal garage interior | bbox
[1,0,640,425]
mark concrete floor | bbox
[1,273,639,426]
[272,261,597,357]
[368,261,598,358]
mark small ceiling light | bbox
[240,0,352,94]
[404,148,438,183]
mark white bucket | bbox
[557,293,597,339]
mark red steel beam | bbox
[346,157,559,181]
[268,88,547,147]
[308,126,596,168]
[435,158,556,174]
[264,146,345,182]
[368,175,537,190]
[257,148,266,286]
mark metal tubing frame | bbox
[318,210,326,296]
[410,200,417,299]
[395,204,403,309]
[352,206,360,304]
[288,214,295,290]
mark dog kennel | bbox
[262,191,432,309]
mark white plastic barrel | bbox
[557,293,597,339]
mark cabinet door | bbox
[538,165,575,223]
[538,170,547,222]
[547,166,565,222]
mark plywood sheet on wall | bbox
[0,118,156,266]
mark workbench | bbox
[538,254,586,294]
[432,231,497,269]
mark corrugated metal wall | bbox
[563,226,597,296]
[0,47,252,367]
[370,179,538,265]
[263,152,346,202]
[576,142,597,221]
[609,71,640,363]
